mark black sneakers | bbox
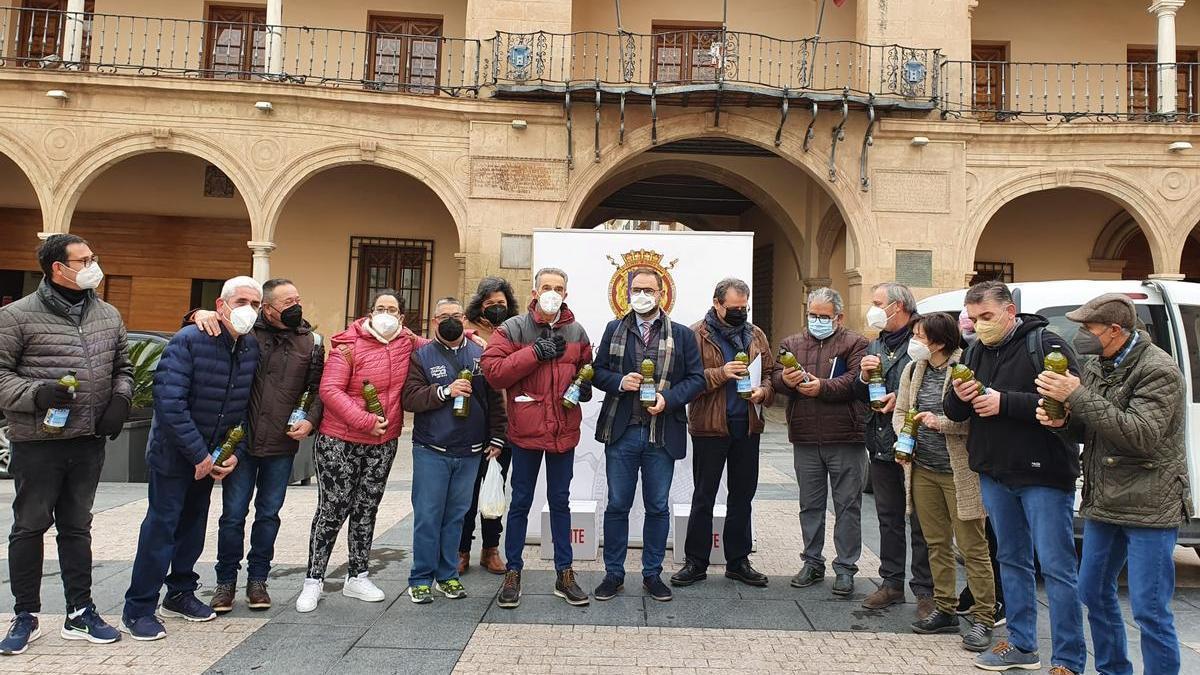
[724,559,769,587]
[912,609,961,635]
[963,620,994,652]
[497,570,522,609]
[642,575,672,602]
[554,569,589,606]
[669,562,707,587]
[594,576,623,601]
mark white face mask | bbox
[229,305,258,336]
[906,339,932,363]
[538,290,563,315]
[371,312,400,336]
[866,303,893,331]
[630,291,658,315]
[67,262,104,290]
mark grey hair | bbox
[434,296,462,313]
[713,277,751,303]
[964,280,1013,306]
[221,275,262,302]
[807,287,844,314]
[533,267,569,289]
[871,282,917,314]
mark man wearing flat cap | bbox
[1035,293,1192,675]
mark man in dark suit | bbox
[591,268,705,603]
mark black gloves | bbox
[533,337,558,361]
[34,382,74,411]
[552,335,567,358]
[96,396,131,439]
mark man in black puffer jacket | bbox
[944,281,1085,675]
[0,234,131,655]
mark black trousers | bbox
[685,429,760,567]
[459,446,512,552]
[870,457,933,596]
[8,435,105,614]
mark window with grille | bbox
[971,261,1014,284]
[349,237,434,334]
[367,15,442,94]
[652,23,722,84]
[204,5,268,79]
[1128,47,1199,117]
[15,0,95,67]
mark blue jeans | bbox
[215,452,294,584]
[123,470,214,620]
[603,425,675,580]
[505,446,575,572]
[980,474,1086,674]
[408,445,481,587]
[1079,519,1180,675]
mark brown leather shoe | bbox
[211,582,235,614]
[457,550,470,575]
[916,594,936,620]
[480,547,505,575]
[861,585,905,610]
[246,580,271,611]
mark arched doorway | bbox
[569,140,852,342]
[0,152,43,306]
[270,164,462,337]
[67,152,253,330]
[971,188,1159,284]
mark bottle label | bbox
[287,408,307,427]
[868,382,886,402]
[639,382,656,404]
[563,383,581,405]
[736,374,753,395]
[453,395,468,412]
[210,447,223,462]
[896,433,916,457]
[44,407,69,429]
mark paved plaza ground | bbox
[1,422,1198,674]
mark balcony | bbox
[941,59,1200,122]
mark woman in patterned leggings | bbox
[295,290,428,613]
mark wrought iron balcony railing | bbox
[941,59,1200,121]
[0,6,485,95]
[492,30,940,106]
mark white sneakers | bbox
[342,572,386,602]
[295,578,323,613]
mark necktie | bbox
[641,321,651,346]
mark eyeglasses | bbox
[809,314,836,321]
[64,255,99,268]
[434,312,466,322]
[373,307,401,315]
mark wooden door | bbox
[971,43,1007,113]
[354,242,432,333]
[1129,48,1199,117]
[204,5,267,79]
[14,0,94,66]
[366,15,442,93]
[653,23,722,84]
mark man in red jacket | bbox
[480,267,593,608]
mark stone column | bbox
[248,241,276,282]
[1148,272,1186,281]
[1150,0,1187,115]
[265,0,284,75]
[61,0,87,67]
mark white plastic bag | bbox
[478,457,507,519]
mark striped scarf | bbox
[597,311,674,448]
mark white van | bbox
[918,279,1200,552]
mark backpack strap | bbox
[337,344,354,371]
[1030,326,1076,372]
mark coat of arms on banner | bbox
[606,249,678,318]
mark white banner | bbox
[524,229,755,546]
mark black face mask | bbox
[482,304,509,326]
[278,304,303,329]
[723,307,748,326]
[438,317,464,343]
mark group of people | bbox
[0,234,1191,675]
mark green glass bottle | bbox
[950,363,986,396]
[868,368,887,411]
[894,409,919,462]
[734,351,753,399]
[211,424,245,466]
[562,363,595,409]
[639,358,657,408]
[362,380,385,418]
[42,370,78,435]
[452,369,474,419]
[1042,349,1069,420]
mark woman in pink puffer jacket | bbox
[298,290,428,613]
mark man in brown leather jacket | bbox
[772,287,869,597]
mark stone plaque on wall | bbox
[501,233,532,269]
[470,156,568,201]
[871,170,951,213]
[895,249,934,288]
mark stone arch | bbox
[261,144,467,246]
[1091,210,1143,261]
[964,167,1173,275]
[569,158,806,279]
[814,204,855,279]
[557,109,872,272]
[50,130,262,235]
[0,128,56,224]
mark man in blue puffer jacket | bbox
[120,276,262,641]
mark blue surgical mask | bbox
[808,316,835,340]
